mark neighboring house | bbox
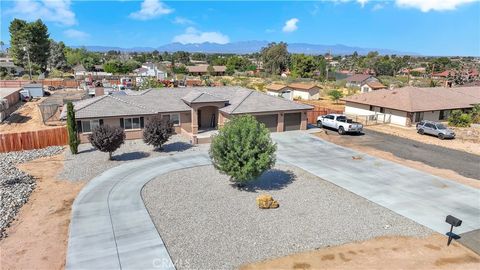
[0,61,24,76]
[186,65,226,76]
[342,86,480,126]
[73,64,112,78]
[61,86,312,144]
[287,83,321,100]
[345,74,378,88]
[360,81,387,93]
[73,64,86,77]
[265,84,293,100]
[134,62,167,82]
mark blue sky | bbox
[1,0,479,56]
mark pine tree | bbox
[66,102,80,154]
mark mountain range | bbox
[73,41,415,55]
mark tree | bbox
[88,125,125,160]
[290,54,318,78]
[66,102,80,154]
[260,42,289,75]
[143,116,174,149]
[9,19,50,72]
[328,89,344,104]
[48,40,67,71]
[138,77,164,90]
[209,115,277,185]
[207,65,215,76]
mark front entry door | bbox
[197,109,202,128]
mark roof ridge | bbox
[75,95,109,112]
[109,95,153,113]
[230,89,254,114]
[191,91,206,103]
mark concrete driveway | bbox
[66,131,480,269]
[272,132,480,235]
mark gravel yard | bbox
[142,165,432,270]
[0,146,64,239]
[59,135,208,181]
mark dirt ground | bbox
[0,98,60,133]
[0,154,84,270]
[369,125,480,156]
[241,234,480,270]
[315,131,480,189]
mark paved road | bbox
[66,132,480,269]
[318,127,480,180]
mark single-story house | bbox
[343,86,480,126]
[345,74,378,88]
[287,83,321,100]
[62,86,313,144]
[134,62,167,82]
[0,61,24,76]
[187,65,226,76]
[265,84,292,100]
[360,81,387,93]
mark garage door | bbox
[284,113,301,131]
[255,114,278,132]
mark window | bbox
[439,110,449,120]
[162,113,180,126]
[80,119,102,133]
[121,117,144,130]
[379,107,385,113]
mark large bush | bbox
[448,110,472,127]
[143,116,174,149]
[209,115,277,185]
[88,125,125,160]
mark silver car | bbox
[416,120,455,140]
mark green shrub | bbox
[448,110,472,127]
[328,89,344,103]
[209,115,276,185]
[66,102,80,154]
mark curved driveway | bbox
[66,132,480,269]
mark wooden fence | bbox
[0,127,68,153]
[307,109,343,124]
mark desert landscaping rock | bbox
[59,135,208,182]
[142,165,432,270]
[0,146,63,239]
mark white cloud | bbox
[395,0,476,12]
[372,3,384,11]
[282,18,299,33]
[64,29,89,40]
[357,0,369,7]
[172,27,230,44]
[129,0,173,20]
[173,16,195,25]
[5,0,76,26]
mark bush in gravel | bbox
[209,115,276,186]
[143,116,174,149]
[448,110,472,127]
[66,102,80,154]
[88,125,125,160]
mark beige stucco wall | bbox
[292,87,320,100]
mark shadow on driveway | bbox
[233,169,296,192]
[114,151,150,161]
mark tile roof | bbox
[66,86,313,120]
[266,83,288,91]
[343,86,480,112]
[345,74,373,83]
[287,83,320,91]
[186,65,226,73]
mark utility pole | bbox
[23,46,32,80]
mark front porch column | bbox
[191,108,198,134]
[277,113,284,132]
[300,111,307,130]
[218,112,225,128]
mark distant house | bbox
[73,64,112,78]
[0,61,24,76]
[61,86,312,144]
[345,74,378,88]
[266,84,292,100]
[134,62,167,84]
[432,70,456,79]
[73,64,86,76]
[287,83,321,100]
[360,81,386,93]
[343,86,480,126]
[187,65,226,76]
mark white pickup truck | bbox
[316,114,363,135]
